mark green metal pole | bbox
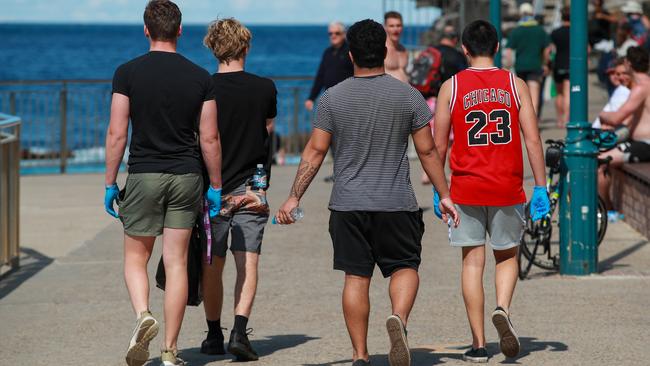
[559,0,598,275]
[490,0,502,67]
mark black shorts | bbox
[516,69,544,83]
[328,209,424,278]
[617,140,650,163]
[553,69,569,84]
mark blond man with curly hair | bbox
[199,18,277,362]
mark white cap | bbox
[622,1,643,14]
[257,164,263,168]
[519,3,534,16]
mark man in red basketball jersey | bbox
[433,20,549,363]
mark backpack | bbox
[409,46,444,98]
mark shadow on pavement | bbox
[305,337,568,366]
[0,247,54,300]
[599,240,648,272]
[171,334,319,365]
[499,337,568,364]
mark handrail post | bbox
[0,114,21,275]
[292,87,300,154]
[10,123,20,270]
[9,92,16,115]
[59,83,68,174]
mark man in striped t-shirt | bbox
[275,19,459,366]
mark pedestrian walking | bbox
[103,1,223,365]
[434,20,549,363]
[199,17,277,362]
[384,11,409,83]
[506,2,551,116]
[551,6,571,128]
[275,19,459,366]
[305,21,353,182]
[305,21,353,112]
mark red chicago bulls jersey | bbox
[448,67,526,206]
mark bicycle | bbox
[518,130,617,279]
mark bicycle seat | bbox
[545,144,563,170]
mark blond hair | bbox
[204,18,252,64]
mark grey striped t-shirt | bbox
[314,74,432,212]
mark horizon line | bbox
[0,20,434,27]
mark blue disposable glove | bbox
[104,184,120,218]
[206,186,222,218]
[432,188,442,219]
[530,186,550,221]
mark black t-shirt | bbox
[436,44,468,82]
[213,71,277,194]
[112,51,215,174]
[551,26,570,71]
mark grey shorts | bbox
[208,184,269,257]
[449,204,526,250]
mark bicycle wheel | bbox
[597,196,608,246]
[520,205,559,271]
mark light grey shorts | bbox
[449,204,526,250]
[208,184,269,257]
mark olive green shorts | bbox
[118,173,203,237]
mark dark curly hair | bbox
[461,20,498,57]
[143,0,181,41]
[627,46,649,73]
[346,19,387,69]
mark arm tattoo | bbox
[290,159,320,200]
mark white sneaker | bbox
[126,310,159,366]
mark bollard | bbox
[559,0,598,275]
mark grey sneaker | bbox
[491,307,520,358]
[352,359,371,366]
[126,310,159,366]
[386,314,410,366]
[161,349,187,366]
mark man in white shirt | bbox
[593,58,633,129]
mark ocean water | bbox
[0,24,329,79]
[0,24,426,173]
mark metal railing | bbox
[0,113,21,275]
[0,77,315,173]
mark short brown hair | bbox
[384,11,403,23]
[204,18,252,64]
[627,46,650,73]
[143,0,181,41]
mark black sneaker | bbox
[463,347,488,363]
[386,314,410,366]
[491,306,520,358]
[352,359,371,366]
[227,329,259,361]
[200,330,225,355]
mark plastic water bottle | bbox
[252,164,267,191]
[272,207,304,224]
[289,207,304,221]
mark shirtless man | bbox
[598,46,650,210]
[384,11,409,83]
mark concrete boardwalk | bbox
[2,95,650,365]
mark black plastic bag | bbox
[155,221,204,306]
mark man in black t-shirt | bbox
[551,6,571,128]
[199,18,277,362]
[103,2,222,365]
[437,26,468,83]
